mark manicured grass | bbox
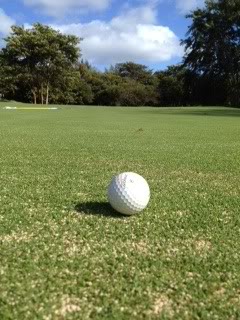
[0,102,240,319]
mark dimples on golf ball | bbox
[108,172,150,215]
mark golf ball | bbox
[108,172,150,215]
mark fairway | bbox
[0,102,240,319]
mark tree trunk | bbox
[41,84,44,105]
[46,84,49,105]
[32,89,37,104]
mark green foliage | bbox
[110,61,155,85]
[117,79,157,106]
[1,23,81,104]
[93,72,123,106]
[106,62,158,106]
[84,68,158,107]
[50,70,94,105]
[0,50,23,99]
[1,2,240,108]
[156,66,186,106]
[182,0,240,105]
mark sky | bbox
[0,0,205,70]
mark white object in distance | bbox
[108,172,150,215]
[4,106,17,109]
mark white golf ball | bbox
[108,172,150,215]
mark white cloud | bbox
[175,0,205,14]
[0,8,15,47]
[23,0,111,17]
[0,8,15,35]
[53,6,183,65]
[111,6,157,27]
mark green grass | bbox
[0,101,240,319]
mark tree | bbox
[1,23,81,104]
[91,71,159,106]
[182,0,240,105]
[49,70,93,105]
[155,65,187,106]
[94,73,123,106]
[118,79,158,106]
[0,54,13,99]
[108,62,159,106]
[110,62,155,85]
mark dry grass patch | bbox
[63,233,92,257]
[164,238,212,260]
[194,239,212,253]
[0,231,34,244]
[214,287,226,297]
[149,294,173,317]
[175,210,191,217]
[131,240,149,255]
[55,296,81,317]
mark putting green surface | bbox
[0,102,240,319]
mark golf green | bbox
[0,102,240,319]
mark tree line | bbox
[0,0,239,107]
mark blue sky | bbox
[0,0,205,70]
